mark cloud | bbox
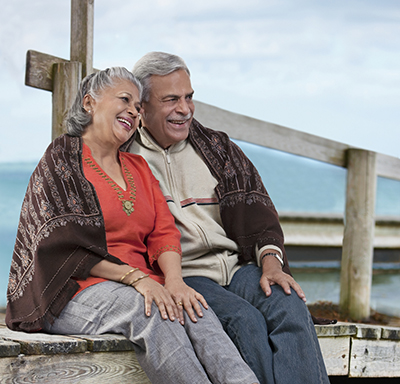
[0,0,399,162]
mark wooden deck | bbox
[0,313,399,383]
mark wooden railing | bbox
[194,100,400,321]
[23,0,399,321]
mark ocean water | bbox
[1,162,38,309]
[1,142,399,312]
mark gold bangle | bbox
[130,274,150,286]
[120,268,139,283]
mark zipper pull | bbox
[165,149,171,164]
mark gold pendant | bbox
[122,200,134,216]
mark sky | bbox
[0,0,399,163]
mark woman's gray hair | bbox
[132,52,190,102]
[66,67,143,137]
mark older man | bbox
[128,51,330,384]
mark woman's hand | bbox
[164,276,208,325]
[89,260,180,322]
[132,275,180,322]
[156,251,208,325]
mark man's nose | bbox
[176,98,191,115]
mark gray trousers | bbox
[43,281,258,384]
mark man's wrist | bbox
[261,252,284,267]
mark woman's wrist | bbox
[123,269,150,286]
[120,268,139,283]
[118,266,144,284]
[164,274,183,284]
[128,274,150,286]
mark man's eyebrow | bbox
[160,91,194,100]
[160,94,179,100]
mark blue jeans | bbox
[184,264,329,384]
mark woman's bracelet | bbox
[120,268,139,283]
[130,274,150,286]
[261,252,284,267]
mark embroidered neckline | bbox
[83,154,137,216]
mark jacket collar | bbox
[136,126,188,154]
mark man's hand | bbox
[260,252,306,302]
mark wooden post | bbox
[340,149,377,320]
[52,62,82,139]
[24,0,95,139]
[70,0,94,77]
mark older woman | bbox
[6,68,258,384]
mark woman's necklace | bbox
[83,155,137,216]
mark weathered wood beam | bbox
[0,352,151,383]
[194,100,400,181]
[376,152,400,182]
[25,50,69,92]
[194,100,350,167]
[340,149,377,320]
[70,0,94,77]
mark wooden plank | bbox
[0,338,20,357]
[193,100,350,167]
[2,325,400,379]
[0,328,86,355]
[382,327,400,341]
[70,0,94,76]
[355,324,382,339]
[349,338,400,378]
[279,214,400,248]
[72,334,135,352]
[25,50,69,91]
[0,351,151,384]
[376,152,400,182]
[194,100,400,182]
[315,323,357,337]
[318,336,350,376]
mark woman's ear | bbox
[82,94,94,113]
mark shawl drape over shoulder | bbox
[6,135,123,332]
[188,119,290,275]
[188,120,336,325]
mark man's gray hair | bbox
[66,67,142,137]
[132,52,190,102]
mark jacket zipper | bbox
[162,145,230,284]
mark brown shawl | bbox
[6,134,123,332]
[188,120,336,325]
[188,119,290,274]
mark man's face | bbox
[141,69,195,149]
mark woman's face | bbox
[85,79,141,146]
